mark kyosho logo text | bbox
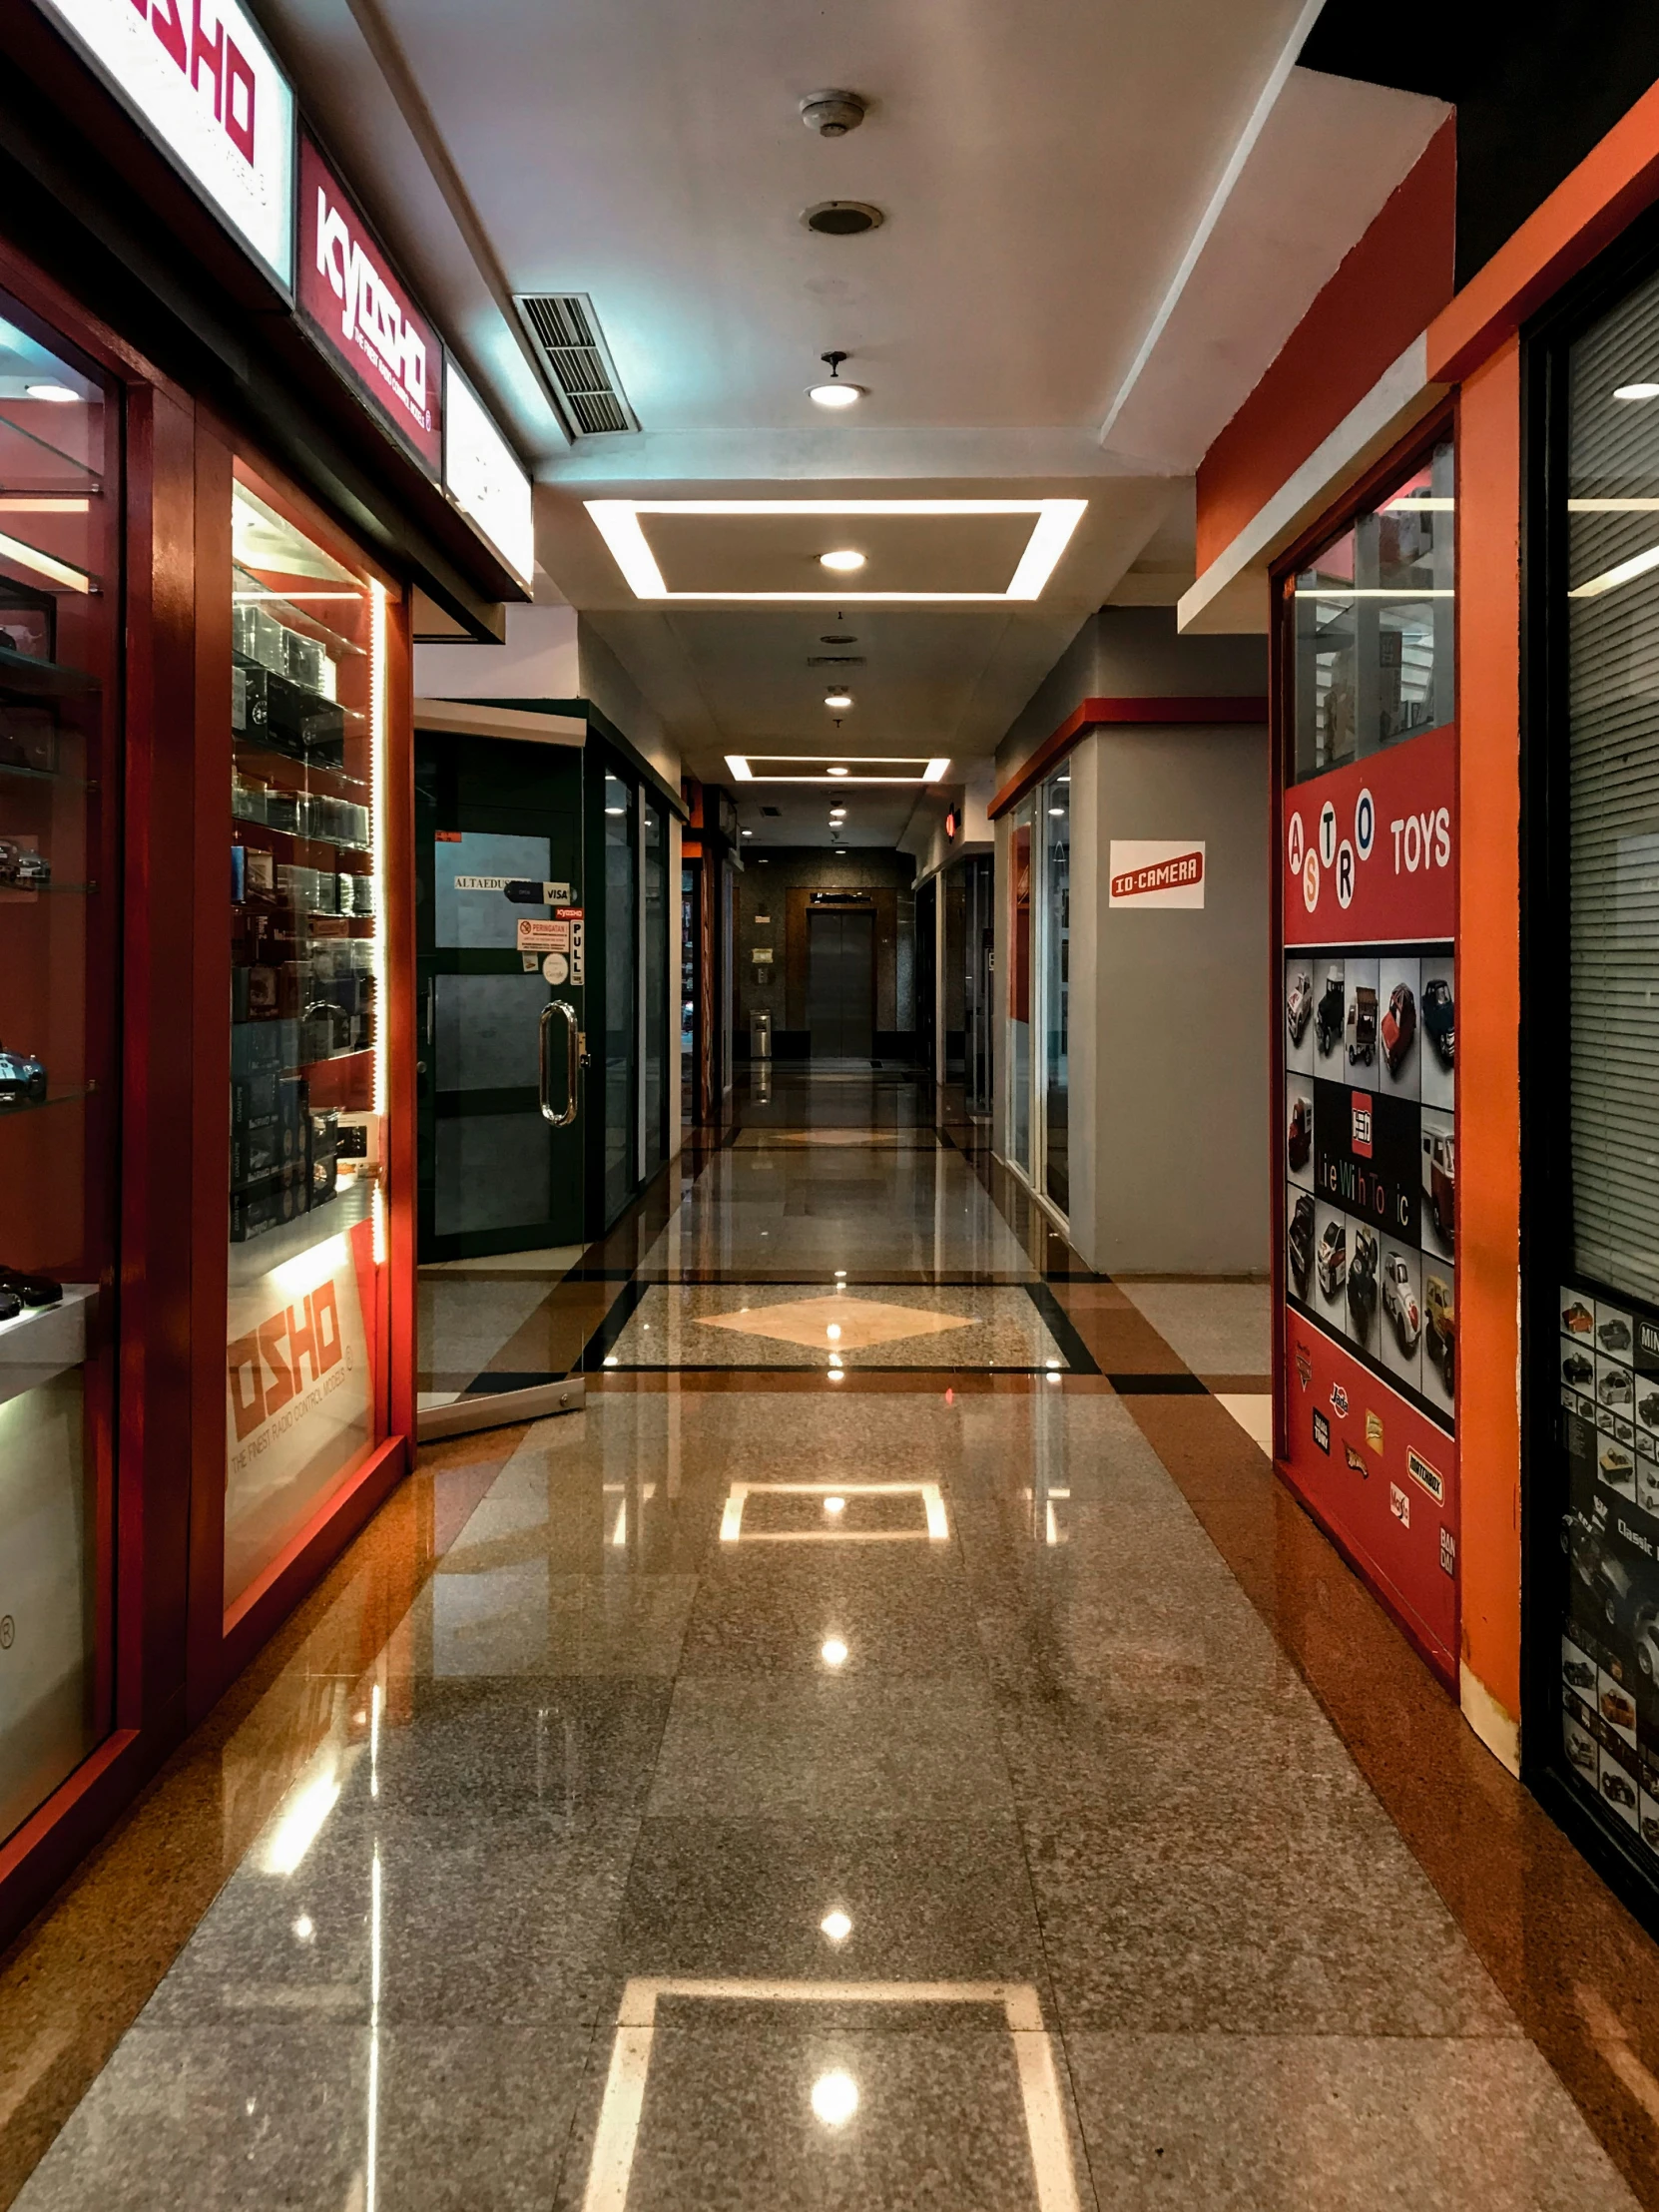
[228,1279,343,1441]
[315,188,431,425]
[134,0,260,164]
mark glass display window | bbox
[0,304,119,1847]
[225,464,390,1613]
[1291,441,1456,783]
[1007,798,1033,1175]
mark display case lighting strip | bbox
[369,581,389,1267]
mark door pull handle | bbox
[539,1000,580,1128]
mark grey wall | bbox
[1072,723,1270,1277]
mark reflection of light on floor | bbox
[581,1978,1079,2212]
[260,1753,343,1875]
[605,1482,659,1547]
[812,2069,858,2127]
[719,1481,948,1543]
[821,1909,852,1942]
[821,1638,848,1667]
[1044,1487,1070,1547]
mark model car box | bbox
[230,1161,309,1243]
[235,665,345,766]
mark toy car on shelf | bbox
[1287,1095,1311,1171]
[1286,970,1312,1046]
[0,1266,60,1309]
[1563,1352,1595,1388]
[1601,1366,1634,1406]
[1346,985,1378,1068]
[1563,1300,1594,1335]
[1421,977,1454,1066]
[1423,1131,1454,1246]
[1600,1318,1632,1353]
[1382,982,1416,1076]
[1289,1193,1315,1291]
[1382,1252,1419,1353]
[1348,1227,1379,1335]
[1317,1218,1347,1301]
[13,847,49,887]
[1425,1274,1454,1388]
[1603,1769,1637,1810]
[1315,974,1346,1056]
[0,1042,47,1108]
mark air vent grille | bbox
[514,292,639,437]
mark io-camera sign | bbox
[298,134,442,475]
[444,360,535,588]
[1108,839,1206,909]
[34,0,296,285]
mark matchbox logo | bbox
[1111,850,1203,899]
[227,1278,344,1442]
[1351,1092,1373,1159]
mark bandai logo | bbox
[1313,1408,1331,1454]
[1438,1526,1456,1576]
[1295,1342,1313,1391]
[1389,1481,1410,1527]
[1351,1092,1373,1159]
[1330,1382,1350,1418]
[227,1279,344,1442]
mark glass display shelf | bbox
[0,1285,97,1409]
[0,647,99,699]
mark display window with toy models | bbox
[0,299,119,1848]
[224,463,394,1615]
[1274,425,1461,1686]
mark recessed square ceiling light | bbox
[584,498,1087,603]
[727,754,948,785]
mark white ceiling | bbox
[260,0,1448,838]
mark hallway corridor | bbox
[1,1079,1654,2209]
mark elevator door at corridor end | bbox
[807,906,874,1061]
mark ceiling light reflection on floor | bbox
[820,549,866,573]
[821,1638,848,1668]
[812,2070,859,2127]
[821,1909,852,1941]
[824,1495,846,1515]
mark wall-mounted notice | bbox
[1109,839,1206,908]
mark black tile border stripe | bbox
[1107,1373,1209,1395]
[1023,1281,1103,1376]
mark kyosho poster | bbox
[1280,720,1458,1679]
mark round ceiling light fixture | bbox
[825,687,854,710]
[25,382,78,403]
[820,549,865,574]
[800,89,866,138]
[808,350,864,409]
[803,201,884,238]
[821,633,856,645]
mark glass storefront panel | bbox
[1042,770,1071,1214]
[0,307,118,1845]
[603,771,636,1220]
[1292,440,1455,785]
[643,798,666,1177]
[1552,260,1659,1878]
[1007,801,1033,1174]
[226,467,389,1610]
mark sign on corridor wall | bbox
[1108,839,1206,908]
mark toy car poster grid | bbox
[1279,722,1459,1679]
[1558,1291,1659,1862]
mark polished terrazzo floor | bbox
[6,1073,1659,2208]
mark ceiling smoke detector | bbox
[801,89,866,138]
[803,202,884,237]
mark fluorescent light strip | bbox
[0,527,91,592]
[0,496,88,514]
[585,497,1087,603]
[1569,543,1659,600]
[1569,499,1659,512]
[726,753,950,785]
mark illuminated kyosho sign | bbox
[33,0,295,283]
[298,133,442,475]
